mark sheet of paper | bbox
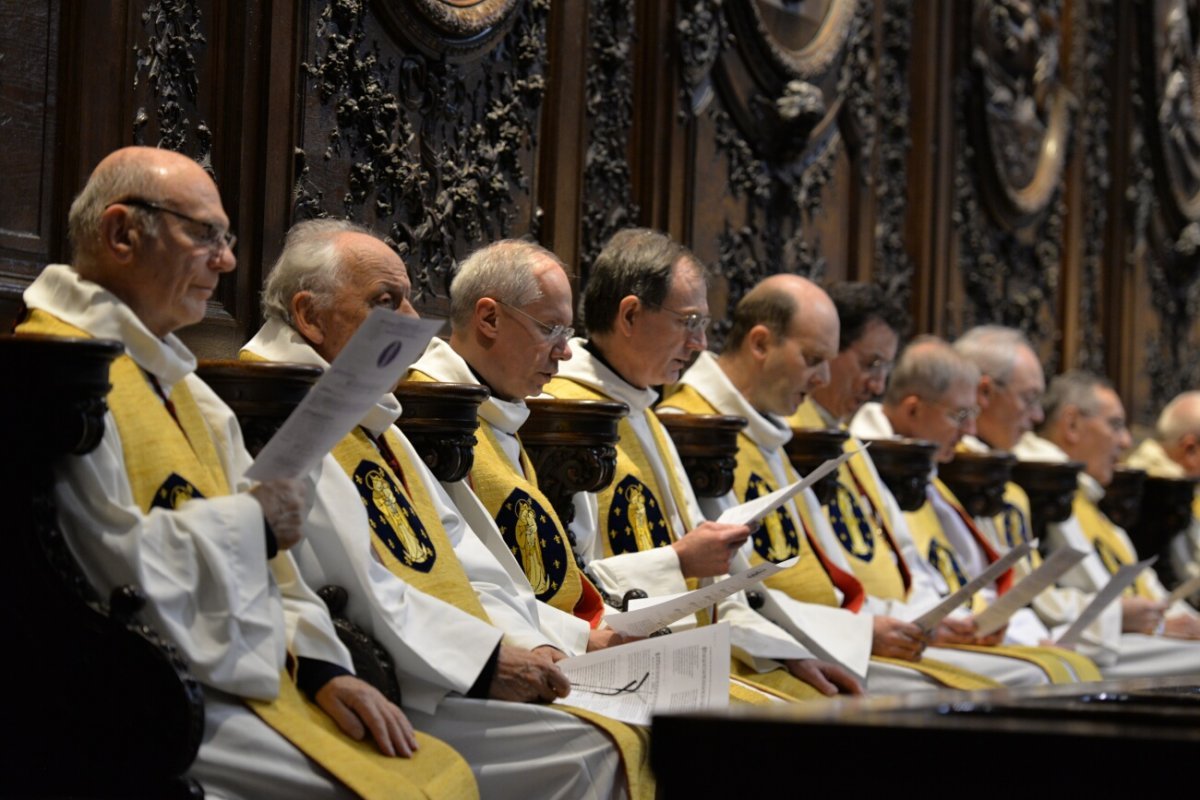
[245,310,444,481]
[762,590,873,678]
[972,546,1089,637]
[554,623,730,727]
[909,540,1035,632]
[1056,558,1158,647]
[1165,572,1200,605]
[715,447,862,526]
[603,558,799,637]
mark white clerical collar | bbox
[676,351,791,451]
[242,316,401,436]
[412,337,529,435]
[959,434,990,453]
[554,337,659,413]
[848,400,894,439]
[24,264,196,388]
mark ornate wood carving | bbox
[939,451,1016,518]
[1010,459,1083,543]
[197,359,324,455]
[579,0,639,274]
[1098,465,1147,532]
[655,411,746,498]
[783,427,848,506]
[955,0,1071,349]
[298,0,550,308]
[393,381,489,483]
[1,335,203,798]
[318,585,403,705]
[132,0,213,168]
[864,437,937,512]
[1130,474,1200,588]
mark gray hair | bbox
[953,325,1033,383]
[1038,370,1112,431]
[68,160,161,262]
[449,240,565,330]
[1156,390,1200,443]
[261,218,373,324]
[884,335,981,405]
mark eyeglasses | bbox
[991,377,1043,411]
[495,299,574,344]
[655,303,711,335]
[109,198,237,254]
[570,671,650,697]
[857,354,894,378]
[939,404,980,427]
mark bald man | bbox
[1126,391,1200,604]
[661,277,1001,692]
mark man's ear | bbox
[746,324,772,360]
[977,375,994,410]
[290,291,325,346]
[475,297,501,342]
[899,394,922,423]
[1061,406,1083,445]
[97,205,138,263]
[615,295,640,337]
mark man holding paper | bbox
[16,147,476,799]
[660,275,1001,691]
[1016,371,1200,677]
[852,338,1101,683]
[544,228,864,700]
[245,220,648,799]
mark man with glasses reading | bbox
[852,338,1100,683]
[544,227,864,701]
[1016,371,1200,676]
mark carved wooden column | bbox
[655,412,747,498]
[864,438,938,512]
[2,335,203,799]
[1099,466,1147,533]
[1010,460,1084,545]
[393,381,490,482]
[199,358,404,706]
[938,451,1016,518]
[784,428,849,506]
[521,397,628,527]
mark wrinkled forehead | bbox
[339,234,409,283]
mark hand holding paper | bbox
[971,546,1089,638]
[716,447,861,526]
[1056,558,1158,647]
[909,540,1034,633]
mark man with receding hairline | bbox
[662,275,1003,692]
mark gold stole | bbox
[22,311,480,800]
[1072,490,1156,599]
[790,398,912,600]
[662,384,841,607]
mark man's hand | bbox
[249,478,310,551]
[871,616,926,661]
[1163,614,1200,640]
[1121,596,1166,634]
[315,675,417,757]
[784,659,865,697]
[488,645,571,703]
[931,616,978,645]
[587,626,636,651]
[671,521,752,578]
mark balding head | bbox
[717,274,840,416]
[1156,391,1200,476]
[882,336,980,462]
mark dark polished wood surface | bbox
[862,437,937,512]
[784,427,849,506]
[1010,459,1084,543]
[939,450,1016,518]
[394,381,490,483]
[1098,465,1147,532]
[655,411,746,498]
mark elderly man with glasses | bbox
[851,338,1100,683]
[544,227,864,700]
[1015,371,1200,677]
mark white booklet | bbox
[972,546,1089,638]
[909,540,1035,633]
[1166,572,1200,605]
[603,557,799,637]
[245,309,443,481]
[1056,558,1157,647]
[555,623,730,727]
[715,447,862,526]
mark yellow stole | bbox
[548,375,835,701]
[1072,490,1156,599]
[22,311,479,799]
[790,399,911,600]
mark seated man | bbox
[407,239,619,649]
[852,338,1100,683]
[789,285,1054,686]
[954,326,1124,661]
[246,220,645,799]
[17,147,472,799]
[661,275,998,691]
[544,227,863,700]
[1016,371,1200,678]
[1125,390,1200,603]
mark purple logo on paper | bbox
[377,340,403,368]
